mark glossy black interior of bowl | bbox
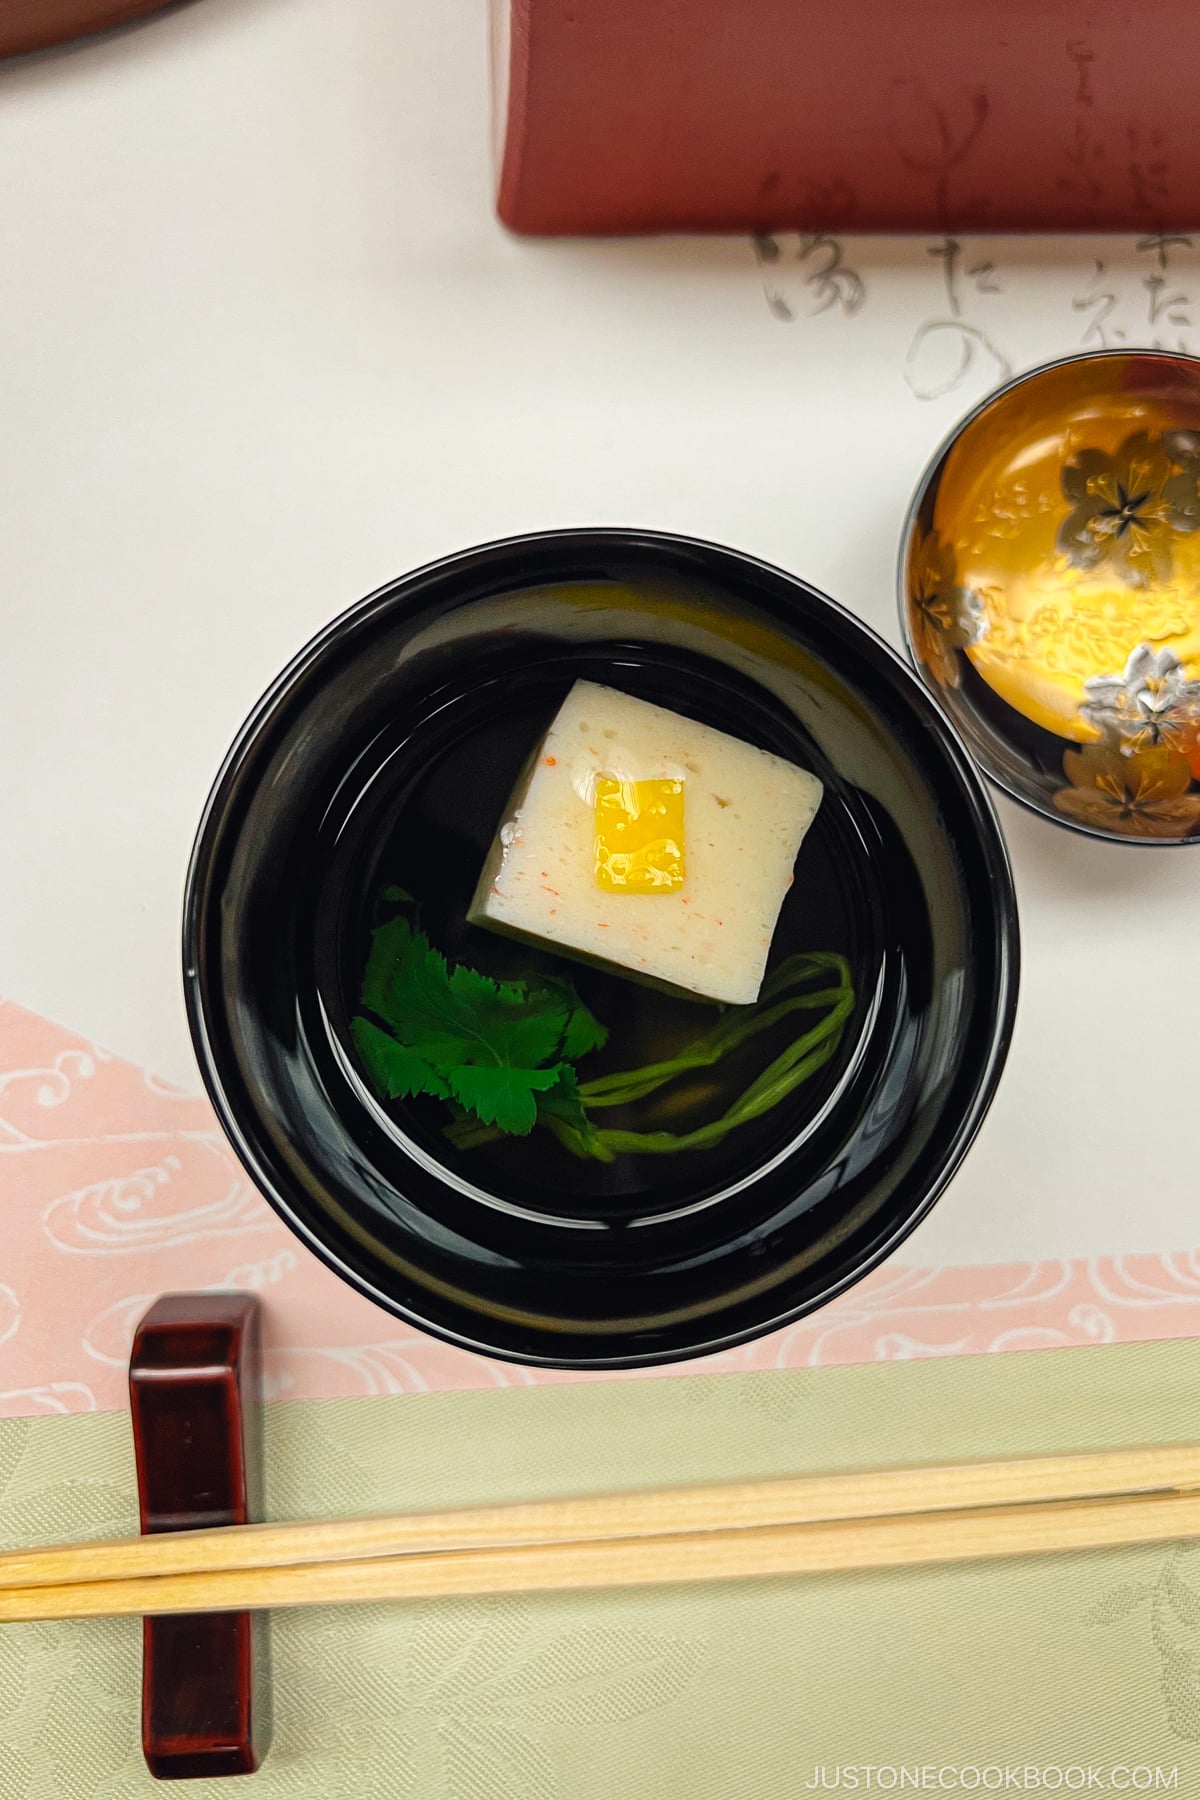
[184,532,1018,1367]
[323,644,875,1218]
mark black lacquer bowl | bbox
[184,531,1019,1368]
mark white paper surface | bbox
[1,0,1197,1270]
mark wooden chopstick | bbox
[0,1443,1196,1595]
[3,1488,1200,1624]
[1,1445,1200,1624]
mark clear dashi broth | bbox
[337,659,875,1217]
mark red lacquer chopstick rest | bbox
[129,1294,271,1779]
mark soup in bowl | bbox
[184,530,1018,1367]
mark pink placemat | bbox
[3,994,1199,1417]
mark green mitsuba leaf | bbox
[353,907,598,1138]
[446,1063,563,1136]
[351,1018,450,1102]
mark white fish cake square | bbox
[468,680,824,1005]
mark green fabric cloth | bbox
[1,1341,1199,1797]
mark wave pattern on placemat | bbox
[4,996,1200,1415]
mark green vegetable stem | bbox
[351,892,854,1164]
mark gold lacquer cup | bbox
[899,350,1200,844]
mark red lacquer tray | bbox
[0,0,175,59]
